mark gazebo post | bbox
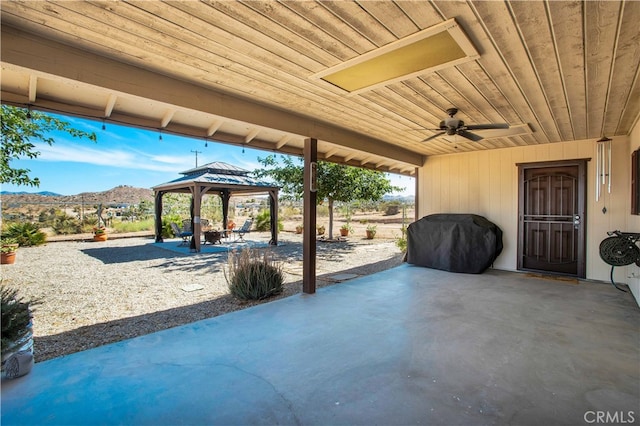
[269,189,279,245]
[154,191,164,243]
[221,190,231,231]
[192,185,202,252]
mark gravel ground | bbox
[1,232,403,362]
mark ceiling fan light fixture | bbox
[312,18,479,95]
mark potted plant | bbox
[317,225,325,235]
[1,286,37,379]
[1,238,19,265]
[340,223,353,237]
[93,225,108,242]
[295,224,303,234]
[366,225,377,239]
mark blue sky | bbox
[2,112,414,196]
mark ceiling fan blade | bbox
[465,123,509,130]
[458,130,483,142]
[421,132,445,142]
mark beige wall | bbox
[624,120,640,302]
[417,131,640,302]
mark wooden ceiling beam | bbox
[275,135,291,149]
[28,75,37,103]
[207,119,223,136]
[245,128,260,143]
[160,109,175,128]
[104,94,117,118]
[0,25,423,167]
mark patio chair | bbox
[170,222,193,246]
[233,219,253,242]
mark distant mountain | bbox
[1,190,62,196]
[1,185,154,205]
[383,194,415,203]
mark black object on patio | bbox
[406,214,503,273]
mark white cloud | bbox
[34,142,190,173]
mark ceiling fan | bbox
[421,108,509,142]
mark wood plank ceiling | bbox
[1,1,639,176]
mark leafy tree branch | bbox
[1,105,97,187]
[255,155,402,239]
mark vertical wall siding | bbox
[418,136,634,284]
[624,121,640,303]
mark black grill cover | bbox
[406,214,503,273]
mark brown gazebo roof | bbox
[152,161,278,194]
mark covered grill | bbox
[407,214,503,274]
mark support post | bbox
[154,191,164,243]
[303,138,317,294]
[269,189,279,245]
[414,167,419,222]
[191,185,202,252]
[221,190,231,231]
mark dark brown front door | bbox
[518,160,587,278]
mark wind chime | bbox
[595,136,612,211]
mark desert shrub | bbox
[1,222,47,247]
[279,205,300,220]
[80,216,101,234]
[37,208,60,227]
[201,196,223,224]
[112,218,155,233]
[352,200,378,213]
[51,212,82,235]
[225,248,284,301]
[382,201,401,216]
[162,193,192,217]
[254,209,284,232]
[317,204,329,217]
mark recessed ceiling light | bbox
[312,18,479,95]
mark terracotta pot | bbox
[366,230,376,239]
[1,251,17,264]
[340,228,349,237]
[295,226,303,234]
[93,233,108,242]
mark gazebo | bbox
[152,162,279,252]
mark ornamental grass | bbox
[225,248,284,301]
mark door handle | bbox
[574,215,580,228]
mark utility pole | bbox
[191,150,202,167]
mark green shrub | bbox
[161,214,183,238]
[2,222,47,247]
[383,201,401,216]
[254,210,284,232]
[1,286,38,360]
[111,218,155,233]
[396,226,407,253]
[225,248,284,301]
[51,212,82,235]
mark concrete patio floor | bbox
[2,265,638,425]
